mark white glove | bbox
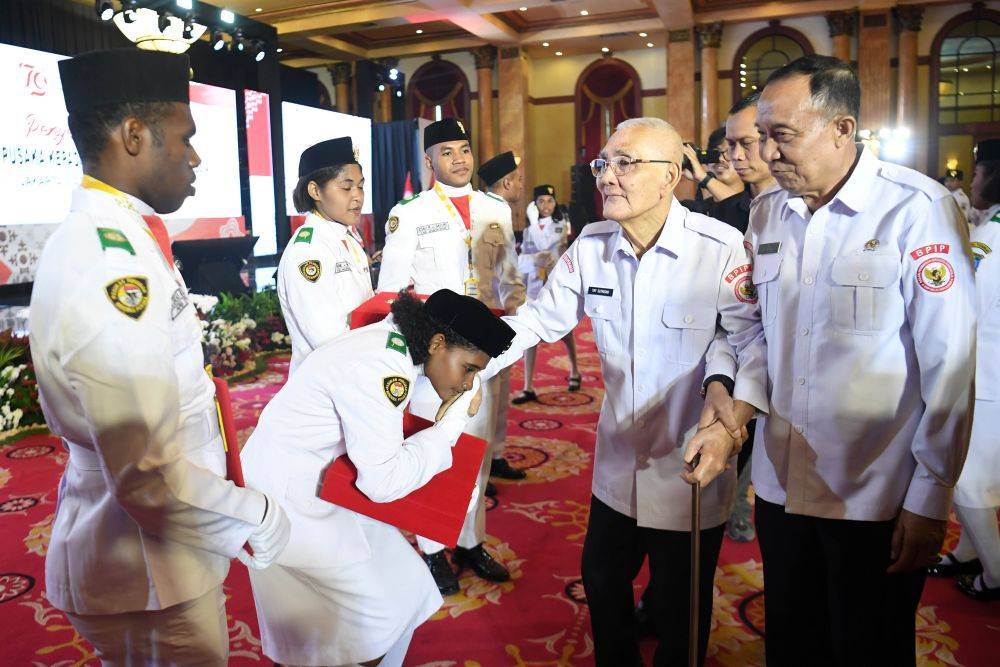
[238,493,290,570]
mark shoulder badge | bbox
[386,331,408,355]
[293,227,314,244]
[97,227,135,255]
[398,193,420,206]
[105,276,149,319]
[383,376,410,407]
[486,192,506,203]
[387,216,400,233]
[299,260,321,282]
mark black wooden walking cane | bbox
[689,453,701,667]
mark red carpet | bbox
[0,320,997,665]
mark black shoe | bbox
[423,550,459,595]
[957,573,1000,601]
[453,544,510,582]
[485,481,497,497]
[927,552,983,578]
[567,374,582,392]
[512,390,537,405]
[635,598,657,639]
[490,457,526,480]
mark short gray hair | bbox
[613,117,682,162]
[616,117,674,134]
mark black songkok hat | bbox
[298,137,358,178]
[533,184,556,200]
[424,117,470,150]
[477,151,519,187]
[59,49,190,114]
[975,139,1000,164]
[424,289,515,358]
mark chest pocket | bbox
[474,226,504,272]
[752,252,782,326]
[829,254,900,334]
[417,230,454,270]
[584,292,621,356]
[662,304,717,364]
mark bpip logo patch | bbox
[734,276,758,303]
[916,257,955,293]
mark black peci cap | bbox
[533,184,556,200]
[424,289,515,358]
[298,137,358,178]
[975,139,1000,164]
[424,117,470,150]
[59,49,190,114]
[478,151,519,186]
[942,169,964,180]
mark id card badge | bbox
[464,276,480,298]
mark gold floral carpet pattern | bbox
[0,320,996,665]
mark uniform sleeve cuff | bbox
[902,478,954,522]
[733,379,769,416]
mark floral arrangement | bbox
[0,332,44,435]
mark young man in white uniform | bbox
[279,136,374,373]
[377,119,525,593]
[29,49,289,664]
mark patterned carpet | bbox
[0,320,996,666]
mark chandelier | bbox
[111,7,207,54]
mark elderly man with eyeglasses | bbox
[474,117,768,666]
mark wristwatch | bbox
[698,172,716,190]
[700,374,734,398]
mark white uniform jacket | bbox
[29,184,265,615]
[521,211,571,299]
[482,199,768,531]
[278,212,374,373]
[376,183,525,312]
[746,147,975,522]
[950,187,972,222]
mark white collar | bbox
[436,181,473,197]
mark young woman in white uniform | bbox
[240,289,516,666]
[512,184,581,404]
[929,140,1000,601]
[278,136,374,373]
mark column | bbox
[826,11,856,64]
[472,46,497,163]
[666,28,697,199]
[329,62,351,114]
[895,5,923,134]
[696,22,723,146]
[498,47,529,231]
[858,11,892,132]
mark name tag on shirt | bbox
[334,261,351,274]
[417,222,450,236]
[587,286,614,297]
[758,242,781,255]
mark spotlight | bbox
[389,67,399,80]
[158,12,172,33]
[542,42,549,47]
[378,84,386,92]
[220,8,235,24]
[252,40,266,62]
[276,47,283,53]
[396,90,402,98]
[639,32,647,38]
[176,0,193,9]
[96,0,115,22]
[232,31,247,52]
[601,47,609,53]
[211,29,226,51]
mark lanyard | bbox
[433,183,480,297]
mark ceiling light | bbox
[211,29,226,51]
[740,83,746,88]
[378,84,386,92]
[962,67,969,72]
[389,68,399,80]
[396,90,403,98]
[234,32,247,52]
[601,47,609,53]
[416,29,423,34]
[580,10,589,17]
[252,39,266,62]
[542,42,549,47]
[639,32,647,38]
[276,47,283,53]
[646,42,654,48]
[176,0,192,9]
[255,7,263,12]
[519,5,527,10]
[220,8,235,24]
[555,51,563,56]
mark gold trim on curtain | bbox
[580,79,635,146]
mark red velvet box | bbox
[319,412,487,546]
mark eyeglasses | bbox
[589,156,675,177]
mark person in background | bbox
[682,126,744,214]
[279,137,373,374]
[241,289,515,667]
[378,119,525,594]
[476,151,529,482]
[512,183,581,404]
[29,49,290,664]
[941,168,973,222]
[928,139,1000,602]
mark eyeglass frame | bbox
[589,156,677,178]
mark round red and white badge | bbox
[916,257,955,293]
[735,275,758,303]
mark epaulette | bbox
[878,164,949,201]
[96,227,135,255]
[486,192,506,204]
[397,193,420,206]
[293,227,314,244]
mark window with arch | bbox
[936,17,1000,124]
[406,58,470,124]
[732,24,814,102]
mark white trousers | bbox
[411,370,509,554]
[66,586,228,667]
